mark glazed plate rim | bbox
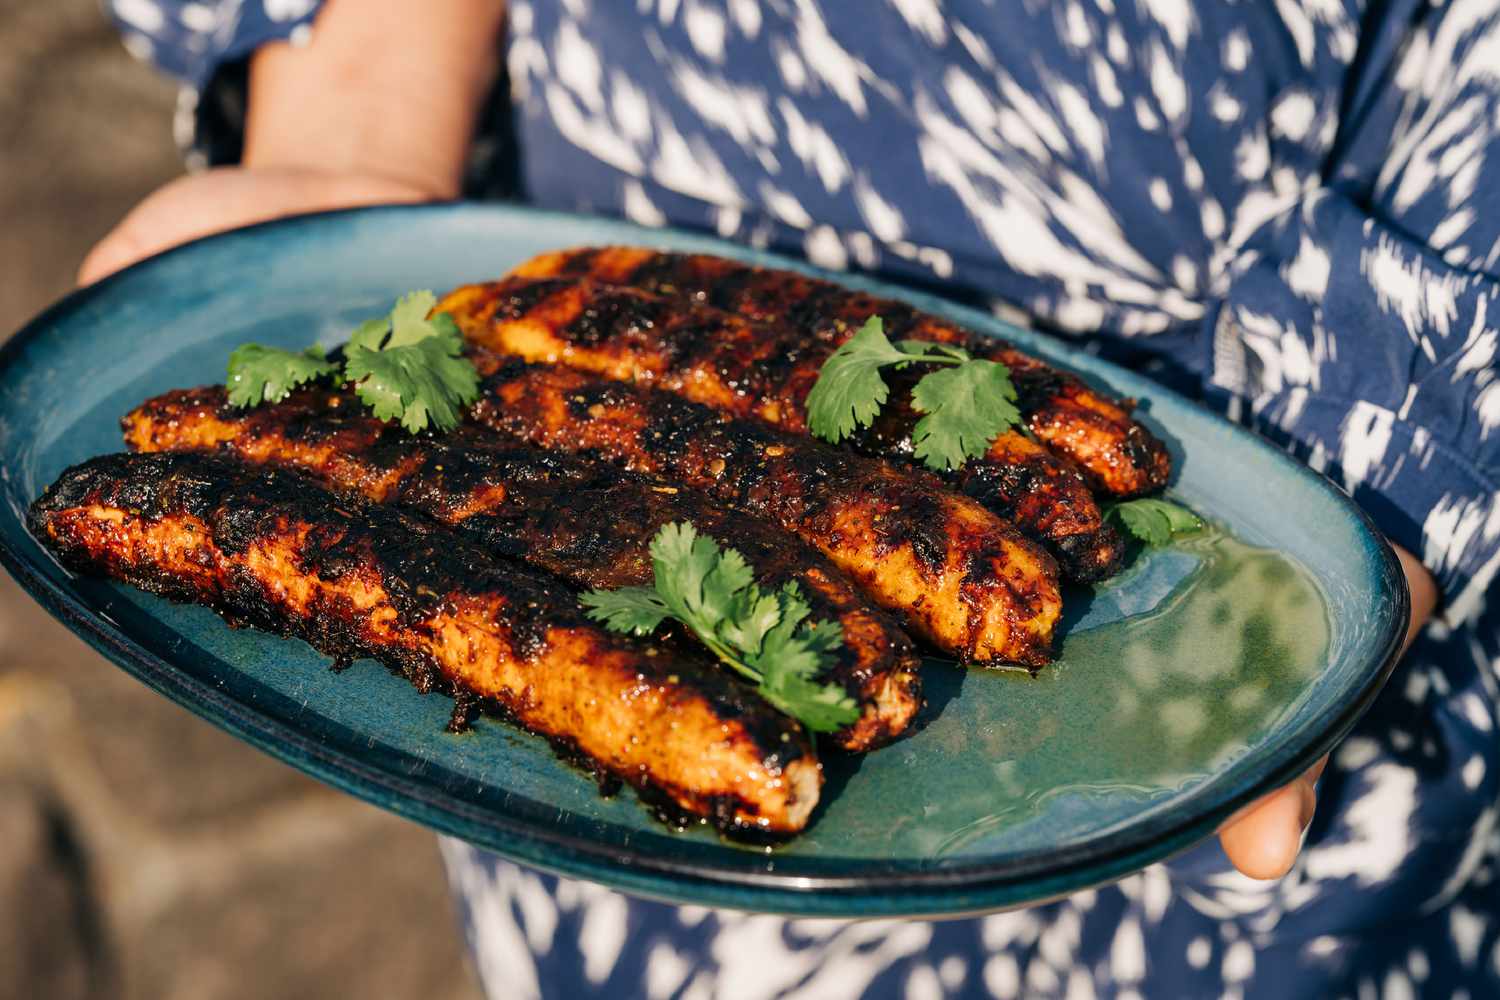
[0,203,1409,916]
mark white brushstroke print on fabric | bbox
[107,1,1500,996]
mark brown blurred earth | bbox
[0,4,482,998]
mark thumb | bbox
[1218,757,1325,880]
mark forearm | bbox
[246,0,506,198]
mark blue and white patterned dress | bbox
[107,2,1500,996]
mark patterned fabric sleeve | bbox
[103,0,324,166]
[1208,194,1500,619]
[101,0,515,192]
[103,0,320,89]
[1209,7,1500,622]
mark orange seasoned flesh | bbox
[508,246,1173,500]
[29,452,820,835]
[438,273,1124,583]
[123,387,922,752]
[467,355,1062,667]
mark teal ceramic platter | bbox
[0,204,1407,917]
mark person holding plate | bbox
[84,1,1493,997]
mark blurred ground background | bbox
[0,3,483,998]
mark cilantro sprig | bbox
[1106,498,1203,546]
[342,292,480,433]
[226,344,337,408]
[225,291,480,434]
[805,316,1022,471]
[580,522,859,733]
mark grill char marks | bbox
[846,364,1124,582]
[466,355,1062,667]
[512,245,1172,499]
[122,387,923,752]
[440,269,1125,582]
[29,452,821,835]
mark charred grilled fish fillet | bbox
[437,273,1124,582]
[507,246,1172,498]
[466,355,1061,666]
[123,387,923,752]
[30,452,820,835]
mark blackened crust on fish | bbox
[563,285,673,347]
[490,277,569,322]
[440,269,1126,580]
[465,356,1062,666]
[856,366,1126,582]
[508,247,1172,498]
[121,386,923,752]
[955,449,1125,583]
[29,452,822,836]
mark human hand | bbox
[1216,543,1438,879]
[81,0,505,285]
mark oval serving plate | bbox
[0,204,1407,917]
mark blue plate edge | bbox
[0,531,1407,916]
[0,202,1413,916]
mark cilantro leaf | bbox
[578,586,671,635]
[347,317,391,353]
[386,291,442,348]
[225,344,337,408]
[898,340,969,364]
[1107,498,1203,546]
[648,521,718,618]
[582,522,859,733]
[909,359,1021,471]
[340,294,481,434]
[223,292,481,434]
[344,335,480,433]
[749,590,850,729]
[695,544,756,627]
[804,317,909,443]
[805,316,1024,471]
[760,623,856,731]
